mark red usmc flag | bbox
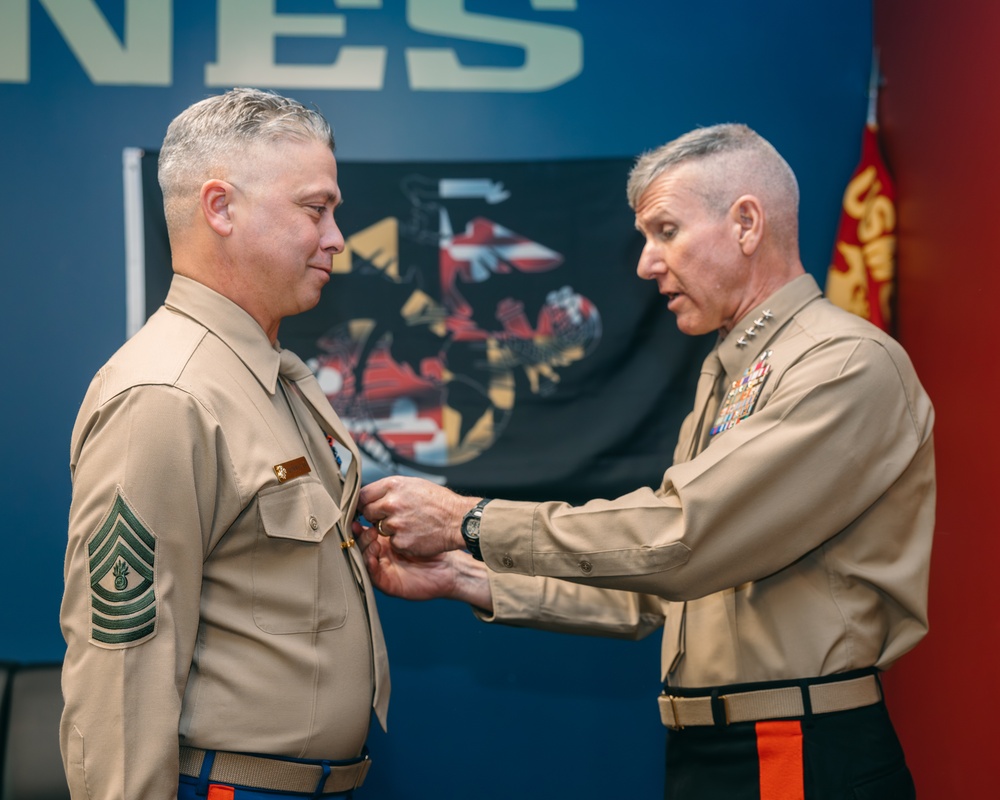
[825,123,896,332]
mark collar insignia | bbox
[736,309,773,347]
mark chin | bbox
[302,293,324,313]
[675,317,712,337]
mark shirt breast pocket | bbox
[252,478,350,634]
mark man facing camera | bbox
[356,124,934,800]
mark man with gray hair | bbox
[61,88,388,799]
[355,124,934,798]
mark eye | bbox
[659,226,677,241]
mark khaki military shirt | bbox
[478,275,935,688]
[60,276,387,800]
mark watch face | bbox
[465,516,481,538]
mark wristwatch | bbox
[461,498,491,561]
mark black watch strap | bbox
[461,498,491,561]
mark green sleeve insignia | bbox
[87,490,157,647]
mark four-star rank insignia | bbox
[710,351,773,438]
[87,490,157,647]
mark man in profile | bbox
[61,88,388,800]
[356,123,934,799]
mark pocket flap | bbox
[258,478,341,542]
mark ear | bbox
[732,195,764,256]
[200,179,236,237]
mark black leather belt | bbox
[659,672,882,729]
[179,746,370,794]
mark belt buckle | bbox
[719,693,734,725]
[353,753,372,790]
[668,695,684,730]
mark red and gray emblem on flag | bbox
[312,172,603,480]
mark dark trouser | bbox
[664,692,915,799]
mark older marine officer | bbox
[61,88,389,800]
[354,124,935,799]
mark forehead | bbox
[239,138,338,188]
[634,163,711,225]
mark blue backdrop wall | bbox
[0,1,871,797]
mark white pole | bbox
[123,147,146,339]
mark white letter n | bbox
[0,0,171,85]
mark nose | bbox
[636,239,661,281]
[321,216,345,255]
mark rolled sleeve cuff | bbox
[477,498,542,576]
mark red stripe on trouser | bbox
[207,785,235,800]
[756,720,804,800]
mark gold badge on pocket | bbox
[273,456,311,483]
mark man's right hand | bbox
[355,520,493,611]
[357,476,476,557]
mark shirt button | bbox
[502,555,514,569]
[309,516,319,531]
[579,560,593,574]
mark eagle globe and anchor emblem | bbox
[310,175,603,482]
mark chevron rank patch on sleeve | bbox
[87,489,158,647]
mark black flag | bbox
[140,156,712,504]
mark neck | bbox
[720,257,805,335]
[172,254,280,343]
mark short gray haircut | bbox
[158,88,335,232]
[626,124,800,245]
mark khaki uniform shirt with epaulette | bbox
[477,274,935,689]
[60,275,388,800]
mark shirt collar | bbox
[715,273,821,378]
[163,274,282,394]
